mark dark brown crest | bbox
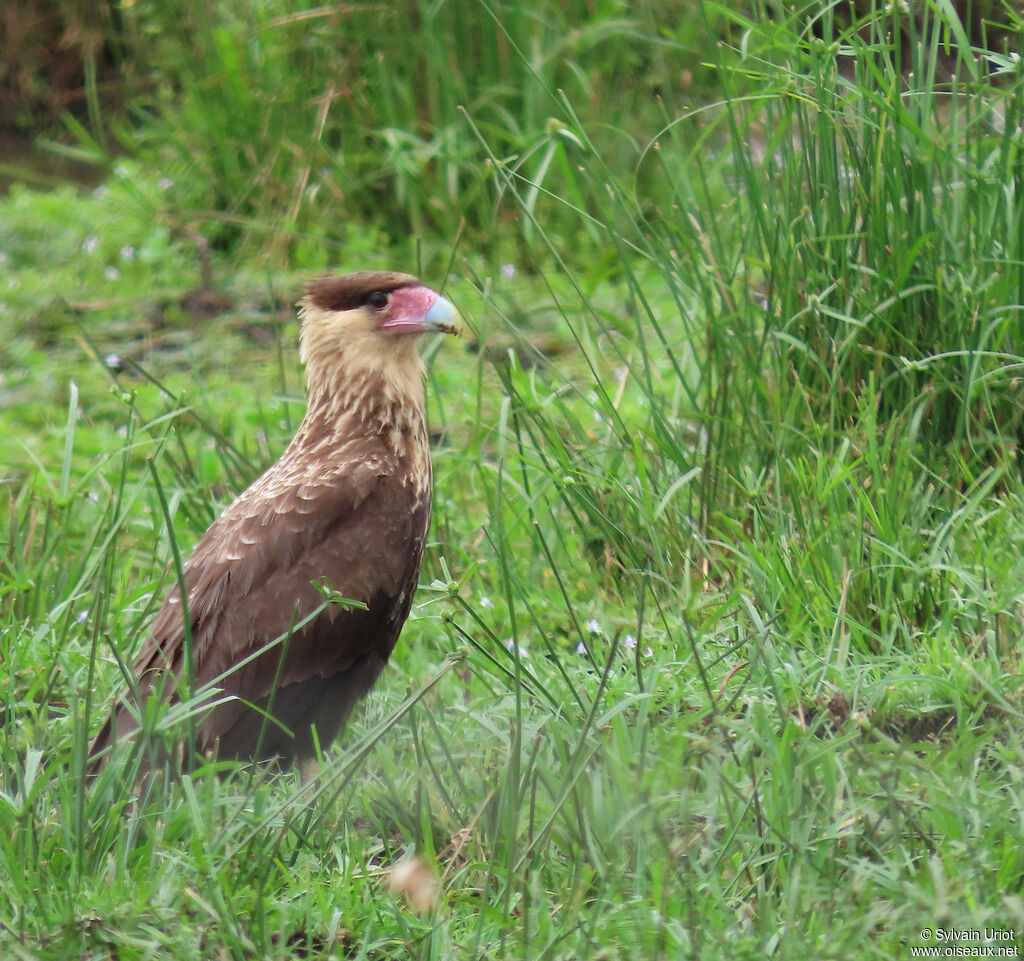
[304,271,422,312]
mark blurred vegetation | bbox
[4,0,742,256]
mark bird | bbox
[91,270,458,779]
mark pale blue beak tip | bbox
[425,294,459,333]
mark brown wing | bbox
[95,437,430,765]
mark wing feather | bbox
[100,431,430,762]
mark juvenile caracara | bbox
[91,271,457,777]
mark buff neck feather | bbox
[298,303,428,441]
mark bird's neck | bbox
[306,331,426,407]
[301,354,428,455]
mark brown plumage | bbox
[91,271,457,776]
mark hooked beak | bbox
[422,294,459,335]
[378,286,460,336]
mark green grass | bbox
[2,1,1024,958]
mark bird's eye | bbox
[367,291,389,309]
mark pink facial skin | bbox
[377,286,457,335]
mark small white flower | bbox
[575,641,588,655]
[77,611,88,623]
[500,263,516,279]
[104,266,120,280]
[120,245,135,261]
[158,177,174,190]
[585,619,602,634]
[480,596,494,609]
[82,235,99,254]
[504,638,529,658]
[623,636,653,657]
[92,185,108,199]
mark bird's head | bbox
[298,271,458,408]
